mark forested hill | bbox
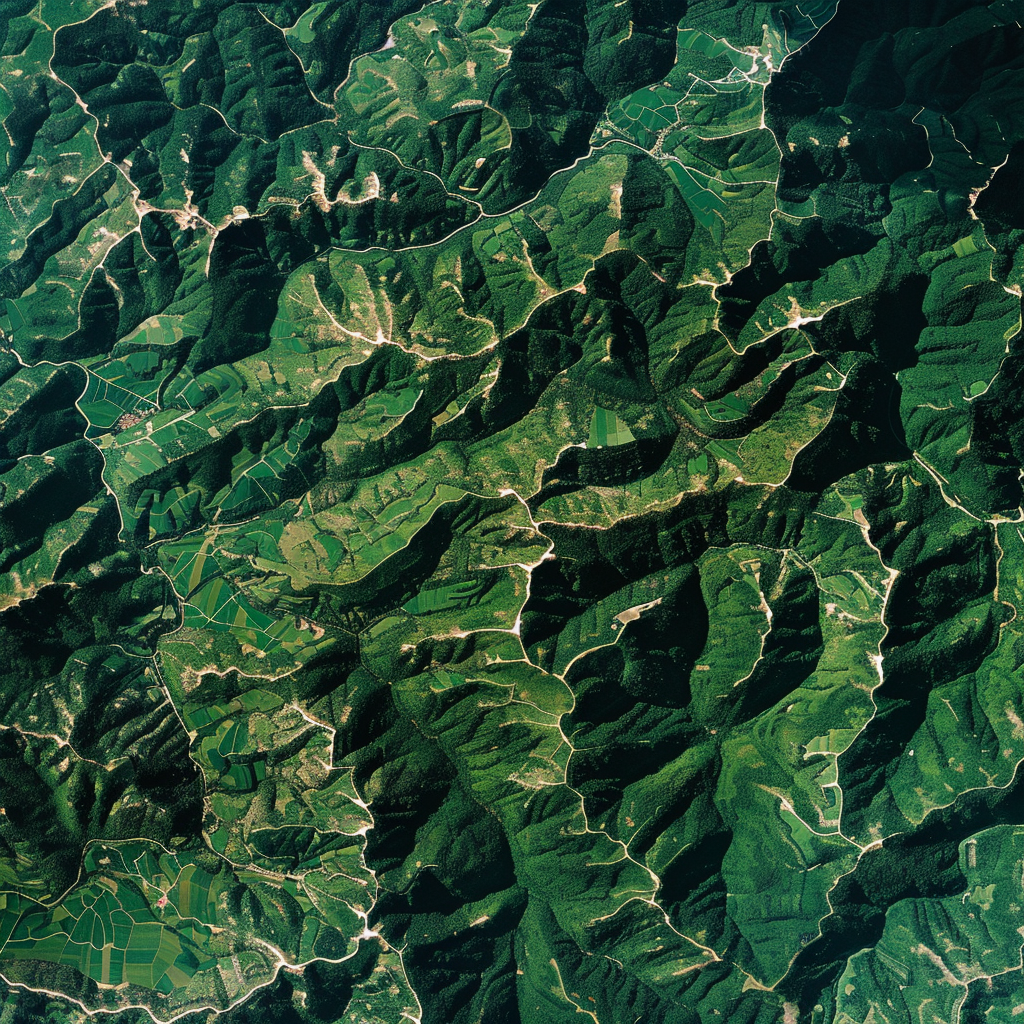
[1,1,1023,1022]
